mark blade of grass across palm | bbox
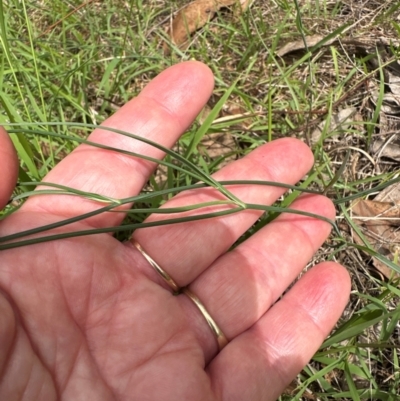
[241,166,324,239]
[246,203,337,230]
[0,208,242,250]
[11,183,121,204]
[7,123,245,207]
[2,178,325,243]
[7,128,216,187]
[0,201,337,250]
[12,179,323,205]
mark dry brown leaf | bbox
[371,136,400,162]
[388,70,400,96]
[351,194,400,280]
[378,180,400,202]
[164,0,251,54]
[352,200,400,224]
[276,35,337,57]
[370,89,400,115]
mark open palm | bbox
[0,62,350,401]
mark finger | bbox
[208,262,351,401]
[180,194,335,357]
[21,61,214,227]
[0,127,19,209]
[131,138,314,286]
[0,293,15,378]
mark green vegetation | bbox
[1,0,400,399]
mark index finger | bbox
[20,61,214,228]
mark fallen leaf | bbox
[352,199,400,224]
[363,45,400,115]
[164,0,251,54]
[371,90,400,115]
[371,135,400,162]
[276,34,337,57]
[388,70,400,96]
[351,189,400,280]
[310,107,358,145]
[378,180,400,202]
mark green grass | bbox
[1,0,400,399]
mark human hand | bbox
[0,61,350,400]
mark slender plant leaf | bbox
[184,79,238,159]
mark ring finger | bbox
[179,193,335,359]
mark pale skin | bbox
[0,61,351,400]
